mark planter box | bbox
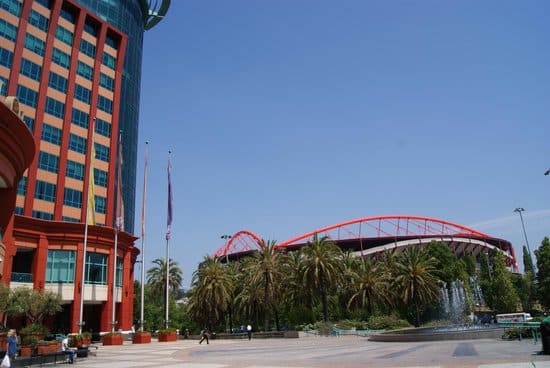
[20,346,33,357]
[102,334,123,345]
[158,331,177,342]
[132,332,151,344]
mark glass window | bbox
[24,33,45,56]
[61,216,79,222]
[0,0,22,16]
[60,7,75,23]
[48,72,67,93]
[41,123,62,145]
[95,195,106,214]
[63,188,82,208]
[71,107,89,128]
[23,116,34,132]
[16,85,38,108]
[32,210,53,220]
[80,39,95,58]
[66,160,84,180]
[17,176,26,195]
[94,168,107,187]
[46,250,76,283]
[95,118,111,138]
[38,151,59,173]
[97,95,112,114]
[101,52,115,69]
[0,76,7,96]
[116,257,123,287]
[76,61,93,80]
[74,84,91,104]
[34,180,56,202]
[45,96,65,119]
[94,143,109,162]
[68,133,86,154]
[35,0,51,9]
[55,25,73,46]
[99,73,114,91]
[0,47,13,68]
[85,252,107,285]
[52,48,70,69]
[20,58,42,81]
[0,18,17,42]
[84,21,97,37]
[15,206,23,215]
[28,9,48,32]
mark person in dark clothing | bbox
[199,329,209,344]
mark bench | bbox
[11,352,67,367]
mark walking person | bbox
[199,328,209,344]
[7,329,17,361]
[246,324,252,340]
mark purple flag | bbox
[166,155,173,240]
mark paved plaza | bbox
[69,335,550,368]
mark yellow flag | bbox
[87,138,96,225]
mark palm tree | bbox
[243,239,286,332]
[348,258,389,316]
[188,256,234,329]
[393,247,440,327]
[300,234,343,322]
[146,258,183,296]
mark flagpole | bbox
[79,118,96,334]
[111,131,123,333]
[139,141,149,332]
[165,151,172,329]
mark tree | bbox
[146,258,183,296]
[348,258,389,316]
[393,247,440,327]
[300,234,343,322]
[426,241,459,285]
[8,287,61,325]
[535,237,550,309]
[489,251,519,313]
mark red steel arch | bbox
[213,230,262,258]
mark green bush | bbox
[367,315,411,330]
[502,327,533,340]
[20,323,49,335]
[333,319,368,330]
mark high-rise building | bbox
[0,0,169,333]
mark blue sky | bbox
[135,0,550,287]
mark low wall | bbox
[369,327,503,342]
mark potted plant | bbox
[81,331,92,345]
[102,332,123,345]
[36,340,50,355]
[158,328,177,342]
[20,334,38,357]
[68,333,83,348]
[20,323,49,342]
[132,330,152,344]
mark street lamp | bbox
[221,234,232,263]
[544,169,550,176]
[514,207,532,261]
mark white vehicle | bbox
[496,313,533,324]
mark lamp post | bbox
[545,169,550,176]
[514,207,532,262]
[221,234,232,263]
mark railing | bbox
[499,322,541,343]
[11,272,33,283]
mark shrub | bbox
[502,327,533,340]
[367,315,411,330]
[21,334,38,347]
[20,323,49,335]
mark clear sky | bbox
[135,0,550,288]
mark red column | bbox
[0,215,15,285]
[33,235,49,290]
[119,249,133,330]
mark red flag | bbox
[166,154,173,240]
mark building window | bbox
[41,123,62,145]
[80,39,95,58]
[35,0,52,9]
[0,0,22,17]
[48,72,67,93]
[66,160,84,180]
[74,84,91,104]
[60,6,75,23]
[94,168,107,187]
[23,116,34,132]
[0,19,17,42]
[105,35,118,49]
[101,52,115,69]
[32,210,53,220]
[63,188,82,208]
[116,257,123,287]
[28,9,48,32]
[71,107,89,128]
[17,176,27,195]
[85,252,107,285]
[97,95,112,114]
[20,58,42,81]
[55,25,73,46]
[24,33,45,56]
[38,151,59,173]
[34,180,56,202]
[15,206,23,215]
[45,96,65,119]
[52,48,70,69]
[46,250,76,283]
[16,85,38,108]
[76,61,93,80]
[94,143,109,162]
[0,76,6,96]
[84,21,97,37]
[68,133,87,154]
[0,47,13,68]
[95,118,111,138]
[95,195,106,214]
[62,216,79,222]
[99,73,114,91]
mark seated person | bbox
[62,337,76,364]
